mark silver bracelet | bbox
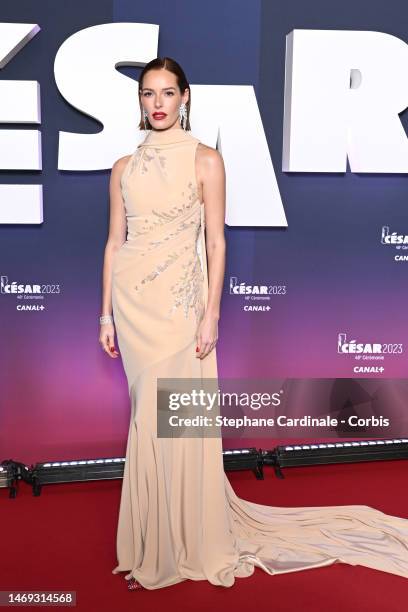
[100,314,113,325]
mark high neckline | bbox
[139,127,197,147]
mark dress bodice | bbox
[120,128,202,244]
[113,126,208,327]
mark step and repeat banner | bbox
[1,0,408,464]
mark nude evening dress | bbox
[111,127,408,590]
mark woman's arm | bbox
[99,155,129,358]
[195,144,226,359]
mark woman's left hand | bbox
[195,313,218,359]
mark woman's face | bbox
[140,68,188,130]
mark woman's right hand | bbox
[99,322,120,358]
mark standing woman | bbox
[101,57,408,591]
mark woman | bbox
[100,57,408,591]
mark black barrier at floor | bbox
[1,437,408,497]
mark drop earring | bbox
[142,108,148,131]
[179,103,187,130]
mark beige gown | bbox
[111,127,408,590]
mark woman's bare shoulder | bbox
[111,154,132,174]
[196,142,224,170]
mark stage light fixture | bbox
[222,447,264,479]
[263,437,408,478]
[31,457,126,495]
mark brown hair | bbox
[138,57,191,131]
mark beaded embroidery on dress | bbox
[111,128,408,590]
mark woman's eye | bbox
[165,91,174,96]
[143,92,152,97]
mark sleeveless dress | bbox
[111,127,408,590]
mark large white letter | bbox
[0,23,42,223]
[283,29,408,172]
[190,85,286,227]
[55,22,159,170]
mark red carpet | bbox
[1,459,408,611]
